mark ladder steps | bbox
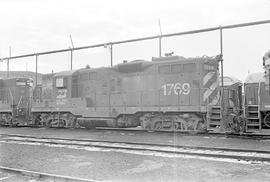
[247,110,259,113]
[210,111,221,114]
[207,105,221,131]
[210,106,221,108]
[244,82,261,133]
[247,123,260,126]
[246,129,261,133]
[247,105,259,107]
[209,121,221,125]
[209,117,221,120]
[246,104,261,132]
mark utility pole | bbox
[158,19,162,57]
[7,46,11,78]
[35,54,38,86]
[110,44,113,67]
[69,34,74,70]
[220,26,224,88]
[219,26,226,130]
[104,43,113,67]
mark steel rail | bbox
[0,19,269,61]
[2,125,270,139]
[94,127,270,138]
[0,166,98,182]
[2,134,270,163]
[0,133,269,153]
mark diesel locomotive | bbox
[244,50,270,134]
[0,54,244,132]
[0,77,33,126]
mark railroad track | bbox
[0,166,97,182]
[3,125,270,139]
[1,134,270,164]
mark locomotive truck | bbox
[0,54,242,132]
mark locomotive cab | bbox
[53,70,76,107]
[221,76,242,112]
[37,70,77,127]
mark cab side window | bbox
[56,77,67,88]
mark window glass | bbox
[29,80,34,87]
[56,77,64,88]
[16,81,26,86]
[26,79,34,87]
[158,65,171,74]
[204,64,216,71]
[183,63,196,73]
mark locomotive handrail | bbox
[0,19,269,61]
[17,96,23,110]
[243,83,246,119]
[258,82,261,131]
[8,88,14,106]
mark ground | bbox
[1,127,270,181]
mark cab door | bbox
[245,84,259,105]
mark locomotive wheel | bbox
[58,120,66,128]
[264,113,270,128]
[49,119,66,128]
[140,114,152,130]
[175,117,187,131]
[153,121,162,130]
[116,116,125,128]
[171,122,180,131]
[1,114,12,126]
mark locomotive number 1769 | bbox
[161,82,191,96]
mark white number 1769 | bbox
[161,82,190,96]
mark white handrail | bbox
[17,96,22,110]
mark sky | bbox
[0,0,269,81]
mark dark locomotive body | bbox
[32,55,226,131]
[0,54,243,132]
[0,78,33,126]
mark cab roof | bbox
[54,70,77,77]
[245,72,265,83]
[221,76,242,86]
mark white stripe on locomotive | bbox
[203,81,219,102]
[203,72,215,85]
[202,70,220,105]
[208,89,220,105]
